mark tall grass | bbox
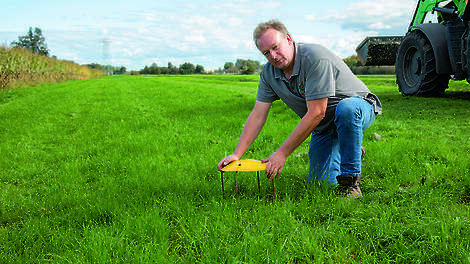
[0,46,105,89]
[0,75,469,263]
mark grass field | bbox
[1,75,469,263]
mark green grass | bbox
[1,75,469,263]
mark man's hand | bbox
[217,154,240,171]
[262,151,287,181]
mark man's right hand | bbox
[217,154,240,171]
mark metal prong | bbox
[235,171,238,200]
[221,172,225,198]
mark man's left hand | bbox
[262,151,287,181]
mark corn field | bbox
[0,46,105,89]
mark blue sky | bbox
[1,0,417,71]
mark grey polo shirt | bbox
[257,42,382,134]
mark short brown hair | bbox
[253,20,290,48]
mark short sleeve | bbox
[304,59,337,100]
[256,71,280,103]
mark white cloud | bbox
[120,47,142,57]
[265,1,282,8]
[184,31,207,44]
[369,22,393,30]
[218,3,256,15]
[311,0,415,34]
[305,15,317,21]
[137,28,150,34]
[143,13,157,22]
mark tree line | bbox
[136,59,263,75]
[10,26,392,76]
[220,59,262,74]
[138,62,205,75]
[85,63,127,75]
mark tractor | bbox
[356,0,470,96]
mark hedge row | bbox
[0,46,105,89]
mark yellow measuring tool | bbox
[220,159,275,199]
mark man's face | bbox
[257,28,295,71]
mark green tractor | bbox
[356,0,470,96]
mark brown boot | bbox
[336,175,362,198]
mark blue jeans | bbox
[308,97,376,187]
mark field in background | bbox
[1,75,469,262]
[0,46,105,89]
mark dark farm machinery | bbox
[356,0,470,96]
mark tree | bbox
[160,67,169,74]
[149,62,160,74]
[116,66,127,74]
[224,62,236,73]
[140,66,150,74]
[195,64,205,74]
[343,55,362,69]
[168,62,179,74]
[85,63,101,69]
[235,59,245,72]
[236,59,260,75]
[179,62,195,74]
[242,61,256,74]
[11,27,49,56]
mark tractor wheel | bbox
[395,31,450,96]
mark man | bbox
[217,20,381,197]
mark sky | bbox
[1,0,418,71]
